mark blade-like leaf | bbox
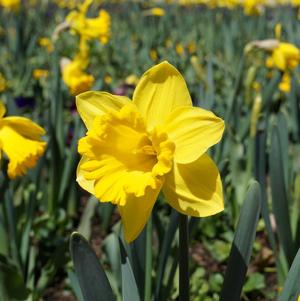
[269,125,294,265]
[278,247,300,301]
[119,238,140,301]
[70,232,115,301]
[220,181,261,301]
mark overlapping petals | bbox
[76,61,225,242]
[0,102,46,179]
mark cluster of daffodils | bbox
[76,62,225,242]
[246,23,300,93]
[0,102,46,179]
[167,0,300,14]
[58,0,111,95]
[265,42,300,92]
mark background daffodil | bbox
[0,102,46,179]
[76,61,225,242]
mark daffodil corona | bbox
[76,62,225,242]
[0,102,46,179]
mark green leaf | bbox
[70,232,115,301]
[278,247,300,301]
[0,255,30,300]
[220,181,261,301]
[154,209,179,300]
[269,125,295,265]
[77,196,98,240]
[119,238,140,301]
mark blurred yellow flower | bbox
[144,7,166,16]
[150,49,158,61]
[176,43,185,57]
[0,0,20,10]
[268,42,300,71]
[252,81,261,92]
[0,102,46,179]
[104,75,112,85]
[66,0,111,44]
[243,0,265,15]
[38,37,54,53]
[61,57,94,96]
[125,74,139,86]
[0,73,7,92]
[187,41,197,54]
[33,69,49,80]
[278,72,291,92]
[76,61,224,242]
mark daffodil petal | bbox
[133,61,192,128]
[118,185,161,243]
[163,106,224,164]
[0,125,46,179]
[2,117,45,139]
[76,156,95,195]
[273,49,286,70]
[76,91,131,129]
[162,154,224,217]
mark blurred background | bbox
[0,0,300,300]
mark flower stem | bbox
[179,214,189,301]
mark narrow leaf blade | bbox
[70,232,115,301]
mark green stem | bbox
[144,218,152,301]
[179,214,189,301]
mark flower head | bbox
[38,37,54,53]
[76,62,224,242]
[143,7,166,17]
[61,39,94,95]
[66,0,111,45]
[268,42,300,71]
[0,102,46,179]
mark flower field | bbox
[1,1,300,300]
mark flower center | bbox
[78,103,175,206]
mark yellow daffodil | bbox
[104,75,112,85]
[61,56,94,96]
[125,74,139,86]
[243,0,265,15]
[0,102,46,179]
[0,0,20,10]
[0,73,7,92]
[143,7,166,17]
[66,0,111,45]
[268,42,300,71]
[38,37,54,53]
[33,69,49,80]
[176,43,185,57]
[76,61,225,242]
[278,72,291,92]
[150,49,158,62]
[61,37,94,95]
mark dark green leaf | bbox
[220,181,261,301]
[70,232,115,301]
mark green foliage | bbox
[0,2,300,300]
